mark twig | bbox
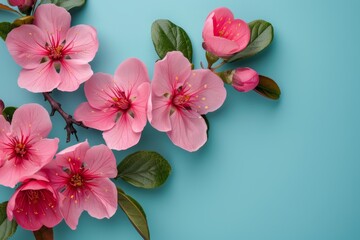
[42,92,87,142]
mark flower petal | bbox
[30,138,59,167]
[148,93,172,132]
[114,58,150,93]
[203,35,240,57]
[83,178,117,219]
[103,114,141,150]
[55,140,90,169]
[64,25,98,63]
[167,110,207,152]
[18,61,61,93]
[84,73,116,109]
[11,103,52,139]
[130,82,150,133]
[59,188,84,230]
[34,4,70,43]
[152,51,191,96]
[6,24,47,69]
[74,102,116,131]
[84,144,117,178]
[57,60,93,92]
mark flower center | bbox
[15,142,27,157]
[69,173,84,187]
[112,95,130,111]
[173,94,191,110]
[27,190,40,204]
[47,45,64,60]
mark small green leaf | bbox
[117,188,150,240]
[117,151,171,189]
[33,227,54,240]
[0,3,21,15]
[0,202,18,240]
[228,20,274,62]
[2,107,17,123]
[13,16,34,27]
[254,75,281,100]
[0,22,16,41]
[40,0,86,11]
[151,19,193,62]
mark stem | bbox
[42,92,87,143]
[33,226,54,240]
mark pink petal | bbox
[232,67,259,92]
[83,144,117,178]
[0,116,11,138]
[129,82,150,133]
[30,138,59,167]
[11,103,52,139]
[56,141,90,167]
[34,4,70,43]
[152,51,191,97]
[57,60,93,92]
[148,93,172,132]
[59,188,84,230]
[203,35,240,57]
[64,25,98,63]
[167,110,207,152]
[83,178,117,219]
[84,73,116,109]
[114,58,150,93]
[225,19,250,46]
[202,12,215,40]
[186,69,226,114]
[6,24,47,69]
[103,114,141,150]
[74,102,116,131]
[18,61,61,93]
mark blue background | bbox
[1,0,360,239]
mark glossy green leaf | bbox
[151,19,193,62]
[117,151,171,189]
[254,75,281,100]
[0,22,16,41]
[2,107,17,123]
[0,202,18,240]
[0,3,20,15]
[33,227,54,240]
[228,20,274,62]
[117,188,150,240]
[40,0,86,11]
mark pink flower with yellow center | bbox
[148,51,227,152]
[44,141,117,230]
[6,4,99,93]
[74,58,150,151]
[7,174,62,231]
[202,7,250,58]
[0,103,59,188]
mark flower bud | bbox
[8,0,35,15]
[0,99,4,113]
[231,67,259,92]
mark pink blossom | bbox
[7,174,62,231]
[44,141,117,230]
[148,51,226,152]
[0,103,59,188]
[232,67,259,92]
[202,7,250,58]
[6,4,99,93]
[74,58,150,150]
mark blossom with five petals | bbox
[7,174,62,231]
[148,51,226,152]
[202,7,250,58]
[6,4,98,93]
[44,141,117,230]
[0,103,59,188]
[74,58,150,150]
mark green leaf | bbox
[0,202,18,240]
[117,151,171,189]
[254,75,281,100]
[40,0,86,11]
[0,3,21,15]
[13,16,34,27]
[33,227,54,240]
[2,107,17,123]
[117,188,150,240]
[151,19,193,62]
[0,22,16,41]
[227,20,274,62]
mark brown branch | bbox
[42,92,87,142]
[33,226,54,240]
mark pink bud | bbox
[0,100,4,113]
[8,0,26,6]
[232,67,259,92]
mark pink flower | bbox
[148,51,226,152]
[7,174,62,231]
[6,4,99,93]
[7,0,33,7]
[44,141,117,230]
[231,67,259,92]
[74,58,150,150]
[0,103,59,188]
[202,7,250,58]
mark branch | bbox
[42,92,87,142]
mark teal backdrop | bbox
[0,0,359,239]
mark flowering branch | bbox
[42,92,87,142]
